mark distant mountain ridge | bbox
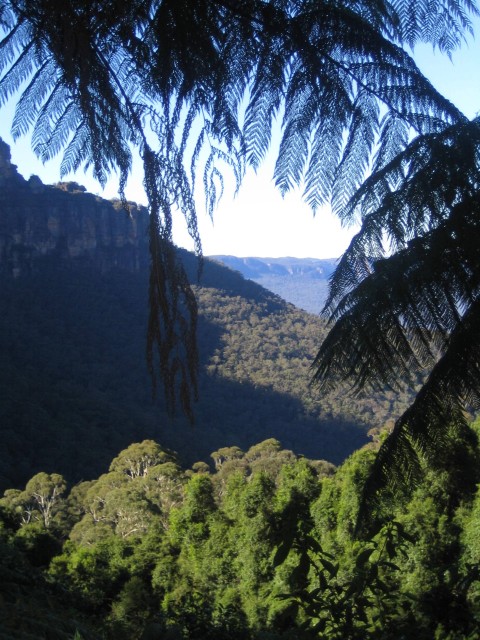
[210,255,338,314]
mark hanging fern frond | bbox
[359,294,480,524]
[314,117,480,521]
[243,43,286,170]
[333,118,480,245]
[275,81,317,196]
[0,19,30,74]
[32,84,76,161]
[372,111,409,176]
[143,144,199,421]
[147,221,199,422]
[11,59,57,138]
[332,90,380,217]
[314,197,480,394]
[302,80,349,211]
[59,121,90,178]
[0,41,36,107]
[387,0,477,51]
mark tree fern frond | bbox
[391,0,425,47]
[33,99,78,163]
[206,167,224,219]
[275,82,316,196]
[316,114,480,517]
[147,224,199,422]
[303,112,344,211]
[202,143,244,210]
[177,103,196,153]
[243,88,278,170]
[373,111,409,173]
[359,294,480,527]
[313,261,432,395]
[0,1,15,28]
[143,144,199,419]
[0,40,36,108]
[243,29,288,168]
[332,90,380,218]
[316,199,480,395]
[10,59,57,138]
[31,79,71,147]
[190,124,207,191]
[337,118,480,244]
[209,90,243,153]
[59,122,90,177]
[203,147,236,218]
[388,0,478,51]
[301,67,352,210]
[0,19,30,73]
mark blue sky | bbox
[0,21,478,259]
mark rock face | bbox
[0,139,150,276]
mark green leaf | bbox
[275,593,293,601]
[380,561,400,571]
[312,618,327,632]
[320,557,338,577]
[290,551,311,583]
[318,571,328,591]
[374,578,390,593]
[355,547,374,568]
[307,536,324,555]
[273,542,291,567]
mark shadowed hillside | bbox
[0,140,413,490]
[0,259,370,491]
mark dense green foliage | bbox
[0,251,416,492]
[2,427,480,639]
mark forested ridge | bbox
[2,428,480,639]
[0,244,414,492]
[3,250,480,639]
[0,148,412,491]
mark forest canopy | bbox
[2,431,480,638]
[1,0,479,508]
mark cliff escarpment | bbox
[0,138,150,276]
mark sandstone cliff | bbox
[0,139,150,276]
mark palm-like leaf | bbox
[313,118,480,521]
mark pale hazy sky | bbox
[0,20,478,259]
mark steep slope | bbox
[0,140,411,490]
[0,256,375,491]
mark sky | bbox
[0,21,478,259]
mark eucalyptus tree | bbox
[1,472,67,529]
[1,0,478,499]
